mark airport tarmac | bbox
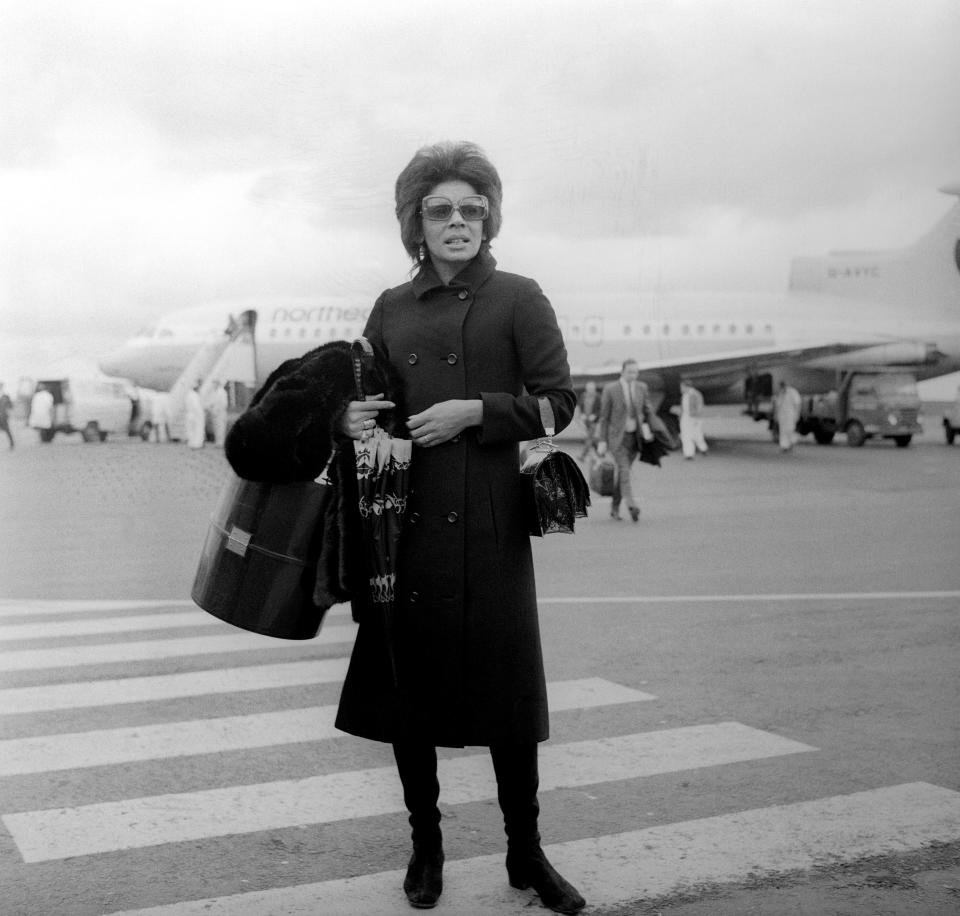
[0,409,958,915]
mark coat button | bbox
[446,511,459,523]
[407,353,419,365]
[458,290,468,300]
[409,511,421,525]
[409,591,420,603]
[446,353,458,365]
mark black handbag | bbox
[191,449,349,640]
[521,398,591,536]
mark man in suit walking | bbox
[597,359,655,522]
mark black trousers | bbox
[392,741,541,852]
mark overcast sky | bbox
[1,0,958,383]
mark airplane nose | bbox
[99,344,132,378]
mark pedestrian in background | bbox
[151,391,172,443]
[185,382,205,449]
[577,380,601,459]
[28,384,54,441]
[207,380,229,448]
[597,358,655,522]
[679,377,708,459]
[774,380,802,452]
[0,382,14,449]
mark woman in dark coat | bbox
[336,142,585,913]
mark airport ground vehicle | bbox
[797,370,922,447]
[31,375,136,443]
[943,388,960,444]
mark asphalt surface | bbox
[0,408,958,915]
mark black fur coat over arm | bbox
[224,339,405,621]
[225,339,405,483]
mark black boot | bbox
[403,845,444,910]
[490,743,586,914]
[393,741,444,909]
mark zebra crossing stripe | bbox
[0,605,350,641]
[0,679,656,775]
[0,600,196,617]
[104,782,960,916]
[0,626,357,673]
[0,658,352,715]
[0,610,228,641]
[3,723,814,862]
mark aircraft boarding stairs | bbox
[165,310,258,442]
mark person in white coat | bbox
[150,391,172,442]
[185,383,206,449]
[679,378,708,459]
[207,380,229,447]
[28,385,54,439]
[774,381,802,452]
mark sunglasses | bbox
[420,195,489,221]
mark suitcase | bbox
[191,472,334,639]
[588,455,616,497]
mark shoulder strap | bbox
[537,397,555,437]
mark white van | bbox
[31,374,136,443]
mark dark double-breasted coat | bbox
[334,251,576,748]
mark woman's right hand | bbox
[341,394,396,440]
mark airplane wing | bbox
[572,341,857,391]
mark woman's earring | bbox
[418,243,426,262]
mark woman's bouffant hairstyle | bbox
[395,141,503,263]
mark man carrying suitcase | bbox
[596,359,655,522]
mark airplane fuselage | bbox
[99,186,960,401]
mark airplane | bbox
[100,185,960,415]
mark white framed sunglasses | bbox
[420,195,489,221]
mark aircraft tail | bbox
[788,185,960,320]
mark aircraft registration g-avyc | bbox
[100,185,960,408]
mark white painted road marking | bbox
[1,590,955,619]
[0,627,357,672]
[539,590,960,603]
[0,605,350,641]
[105,782,960,916]
[0,610,238,641]
[0,679,655,775]
[0,600,197,617]
[0,658,352,714]
[0,601,350,628]
[3,723,814,862]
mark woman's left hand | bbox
[407,399,482,448]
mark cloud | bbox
[1,0,958,369]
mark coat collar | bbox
[411,249,497,300]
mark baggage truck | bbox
[32,374,136,443]
[798,370,922,448]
